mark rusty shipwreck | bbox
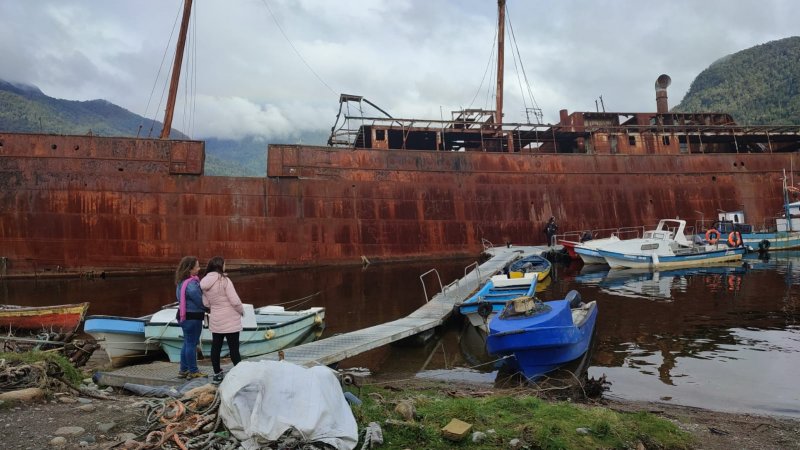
[2,0,800,278]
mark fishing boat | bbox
[701,172,800,252]
[0,302,90,334]
[486,290,598,380]
[3,2,800,279]
[458,273,538,330]
[507,254,552,281]
[84,314,163,367]
[597,219,746,269]
[144,305,325,362]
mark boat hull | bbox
[0,303,89,333]
[145,308,325,362]
[487,299,598,380]
[742,231,800,251]
[599,247,745,269]
[574,247,607,265]
[84,315,162,367]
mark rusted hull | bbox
[0,132,796,277]
[0,302,90,333]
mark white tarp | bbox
[218,360,358,450]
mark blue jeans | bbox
[179,319,203,373]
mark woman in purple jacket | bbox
[175,256,206,379]
[201,256,244,383]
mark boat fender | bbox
[705,228,720,245]
[758,239,771,251]
[477,302,493,319]
[565,290,583,308]
[264,329,275,340]
[314,314,323,325]
[727,231,742,247]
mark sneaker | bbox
[185,372,206,379]
[212,372,225,384]
[177,371,189,379]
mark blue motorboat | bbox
[486,291,598,380]
[458,273,537,331]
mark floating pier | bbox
[95,246,546,387]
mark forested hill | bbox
[675,36,800,125]
[0,79,186,138]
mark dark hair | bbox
[174,256,198,285]
[206,256,225,275]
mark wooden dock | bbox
[95,246,545,387]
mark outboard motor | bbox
[565,290,583,308]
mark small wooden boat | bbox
[487,291,597,380]
[459,273,537,330]
[507,254,552,281]
[84,314,163,367]
[144,304,325,362]
[0,302,90,334]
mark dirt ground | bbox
[1,380,798,450]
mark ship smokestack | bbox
[655,74,671,114]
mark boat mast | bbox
[784,169,793,231]
[495,0,505,125]
[160,0,193,139]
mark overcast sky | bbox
[1,0,797,140]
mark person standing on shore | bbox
[201,256,244,383]
[175,256,206,379]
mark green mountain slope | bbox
[675,36,800,125]
[0,80,186,138]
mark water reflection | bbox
[574,264,746,300]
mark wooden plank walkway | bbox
[95,246,545,387]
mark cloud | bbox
[1,0,799,138]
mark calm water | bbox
[2,253,798,417]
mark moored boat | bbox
[0,302,90,334]
[458,273,538,330]
[486,291,598,380]
[597,219,746,269]
[84,314,163,367]
[507,254,552,281]
[144,305,325,362]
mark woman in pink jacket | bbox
[200,256,244,382]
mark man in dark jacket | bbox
[544,216,558,246]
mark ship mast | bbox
[495,0,505,125]
[160,0,193,139]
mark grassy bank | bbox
[349,382,693,449]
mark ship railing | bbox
[557,226,646,244]
[481,238,494,251]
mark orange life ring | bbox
[728,231,742,247]
[705,228,720,244]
